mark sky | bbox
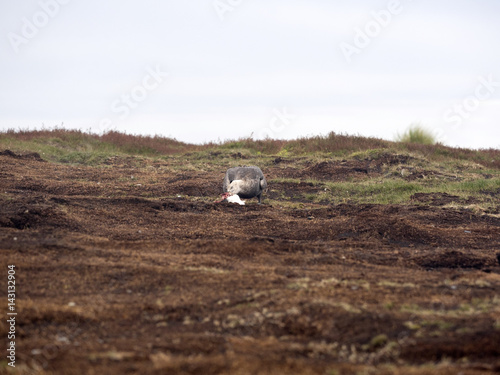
[1,0,499,149]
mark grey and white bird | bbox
[222,166,268,204]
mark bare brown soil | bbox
[1,151,500,375]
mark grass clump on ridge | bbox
[395,124,436,145]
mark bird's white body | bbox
[226,193,245,205]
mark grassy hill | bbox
[1,128,499,214]
[1,128,499,166]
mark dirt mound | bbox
[401,331,500,362]
[163,175,221,197]
[411,192,461,206]
[413,250,491,269]
[375,153,414,165]
[275,154,415,181]
[0,149,45,161]
[266,181,322,202]
[0,200,69,230]
[306,160,368,178]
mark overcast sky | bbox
[1,0,499,148]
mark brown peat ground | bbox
[1,131,500,374]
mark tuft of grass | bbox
[395,124,436,145]
[378,281,417,289]
[420,320,454,331]
[369,334,388,349]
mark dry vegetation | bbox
[1,128,499,168]
[1,129,499,375]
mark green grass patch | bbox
[455,178,500,193]
[348,148,389,161]
[270,176,500,209]
[321,179,423,204]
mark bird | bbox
[222,166,267,204]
